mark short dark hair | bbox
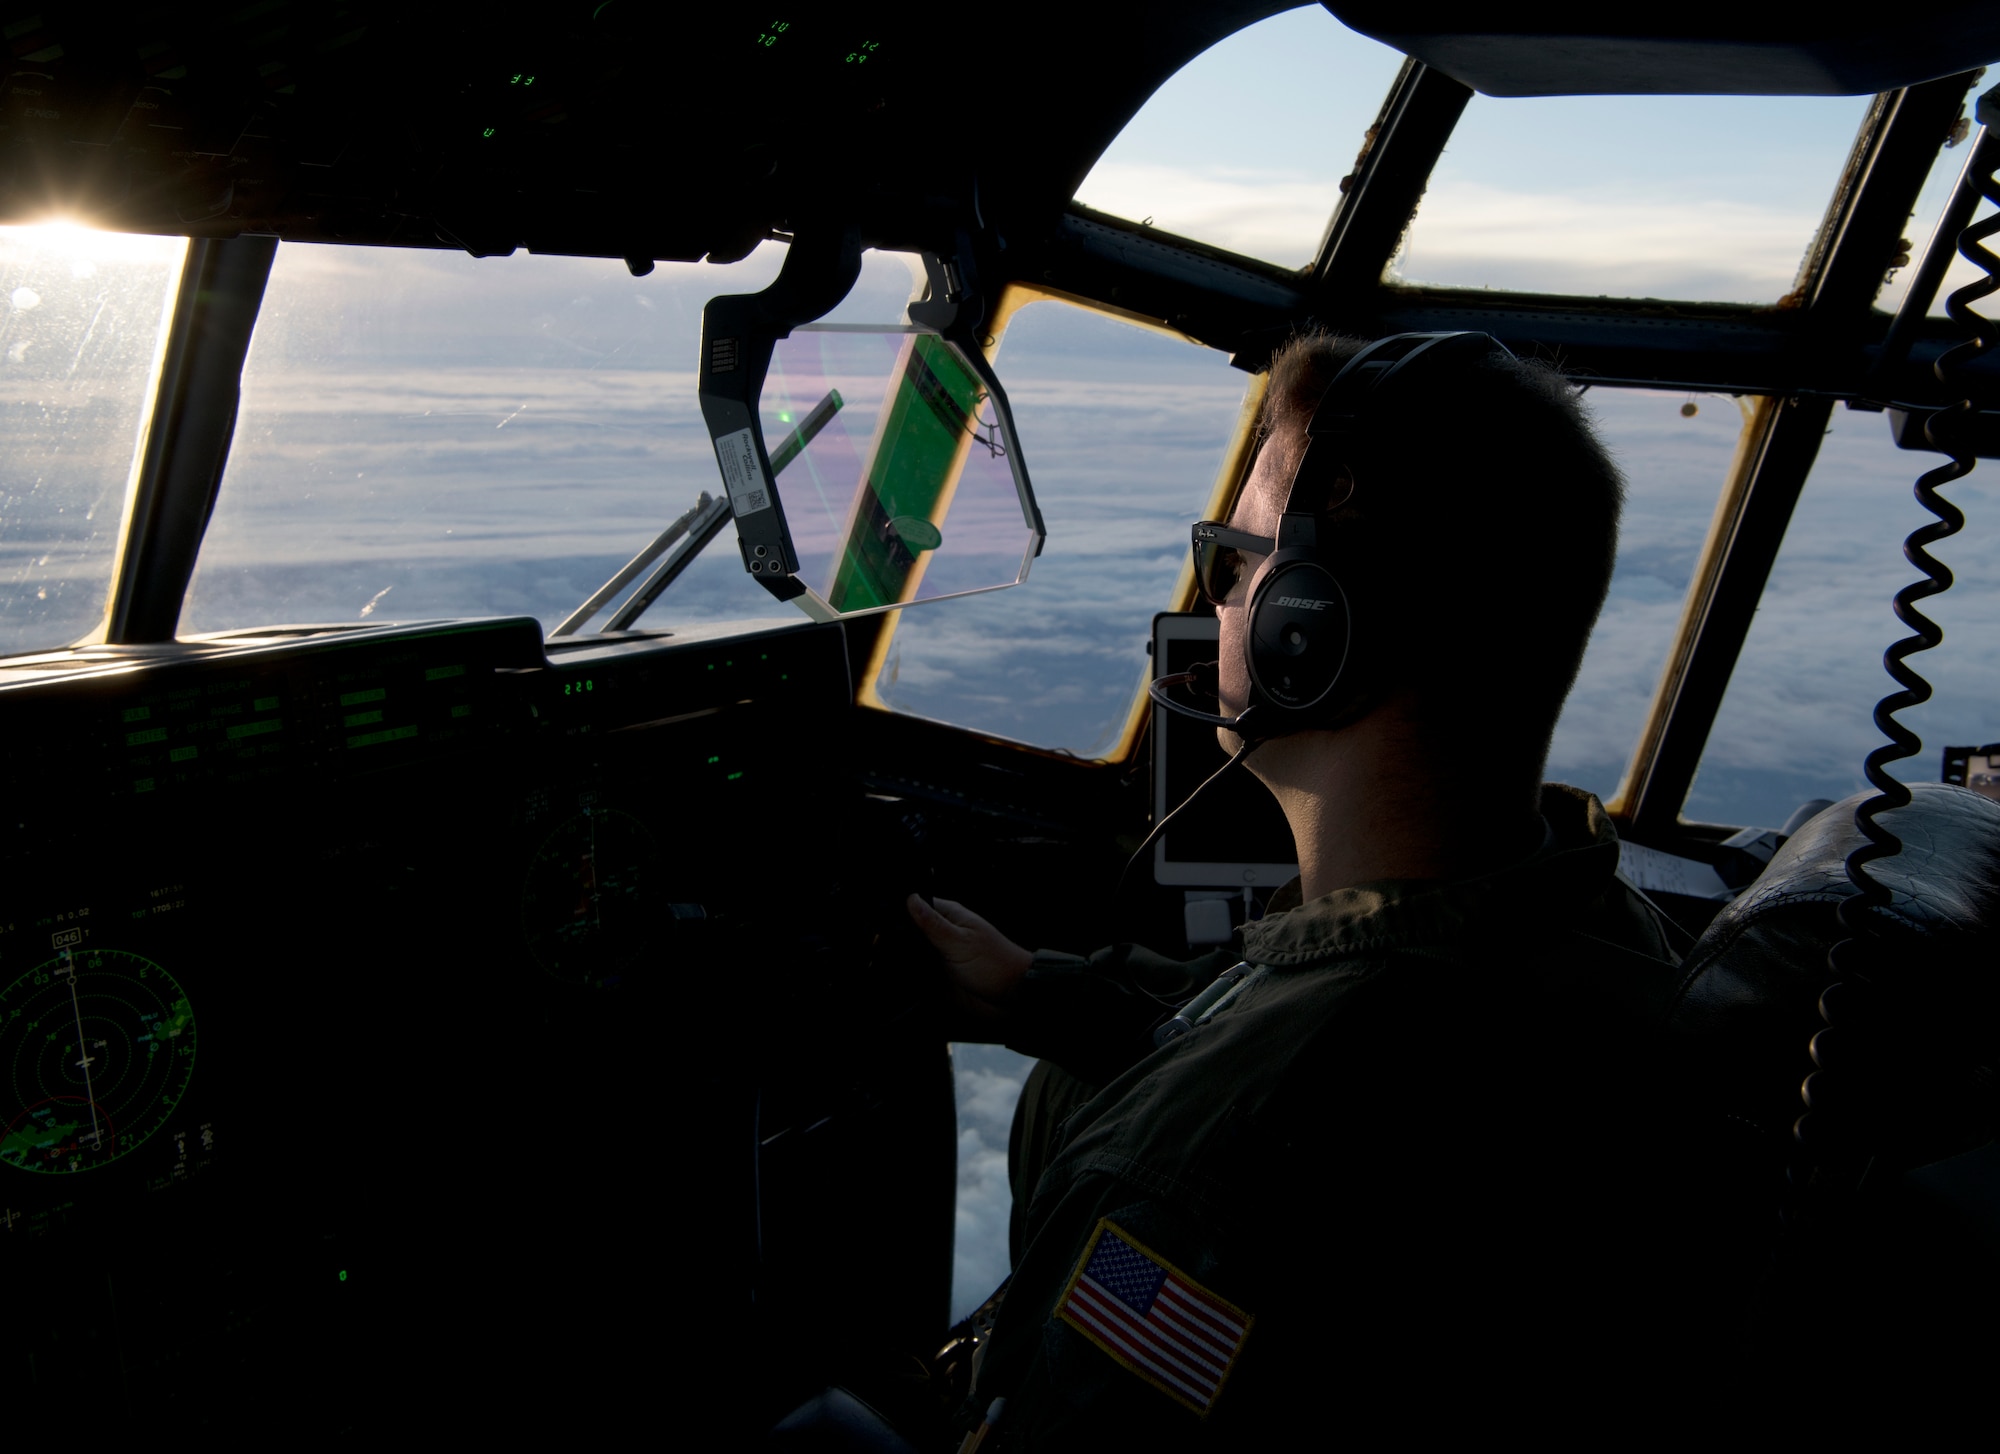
[1256,331,1624,774]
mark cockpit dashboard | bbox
[0,614,942,1429]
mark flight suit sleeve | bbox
[967,1172,1261,1453]
[1002,944,1241,1085]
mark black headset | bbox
[1154,331,1515,742]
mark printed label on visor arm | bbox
[716,427,772,515]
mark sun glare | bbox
[0,219,187,268]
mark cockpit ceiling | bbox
[0,1,1295,260]
[2,4,1994,263]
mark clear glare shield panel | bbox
[758,325,1039,617]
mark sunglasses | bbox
[1190,521,1277,607]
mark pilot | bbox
[905,331,1688,1446]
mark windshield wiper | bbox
[551,388,844,637]
[551,491,732,637]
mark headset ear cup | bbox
[1247,558,1352,716]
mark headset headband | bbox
[1282,331,1513,514]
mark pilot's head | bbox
[1217,330,1623,794]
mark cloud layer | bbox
[950,1043,1034,1321]
[1396,183,1818,302]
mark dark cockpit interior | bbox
[3,3,1999,1435]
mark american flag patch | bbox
[1055,1219,1252,1415]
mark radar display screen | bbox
[1,945,196,1175]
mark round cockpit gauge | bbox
[0,948,197,1175]
[520,807,663,988]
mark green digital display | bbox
[347,724,419,750]
[115,675,293,793]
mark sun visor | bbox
[1323,5,2000,96]
[698,238,1043,622]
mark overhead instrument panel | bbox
[0,1,1098,262]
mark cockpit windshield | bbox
[180,243,787,639]
[179,243,1014,642]
[0,225,186,657]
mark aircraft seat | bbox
[1662,780,2000,1151]
[1653,780,2000,1407]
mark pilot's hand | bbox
[906,894,1033,1037]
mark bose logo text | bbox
[1271,596,1329,610]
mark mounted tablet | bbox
[1151,613,1299,888]
[699,235,1044,621]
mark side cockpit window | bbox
[1880,101,1999,319]
[862,295,1251,759]
[1686,406,1999,829]
[1545,390,1763,806]
[1392,91,1872,302]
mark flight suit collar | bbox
[1238,783,1620,967]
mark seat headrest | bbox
[1662,782,2000,1139]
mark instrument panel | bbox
[0,616,873,1429]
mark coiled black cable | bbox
[1798,90,1999,1188]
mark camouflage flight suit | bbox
[970,786,1686,1448]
